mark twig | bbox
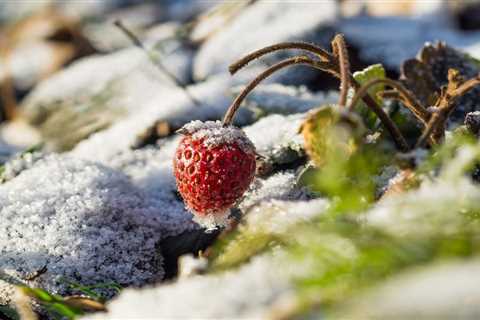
[349,78,430,124]
[113,20,202,107]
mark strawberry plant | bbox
[174,34,480,229]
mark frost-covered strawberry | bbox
[174,121,256,229]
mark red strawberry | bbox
[173,120,256,228]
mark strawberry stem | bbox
[223,56,325,126]
[228,42,332,75]
[331,34,350,108]
[225,36,410,152]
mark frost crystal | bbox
[99,140,199,238]
[244,113,306,164]
[179,120,255,153]
[0,151,44,183]
[0,155,164,303]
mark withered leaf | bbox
[400,42,480,124]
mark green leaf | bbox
[353,64,386,129]
[21,286,84,319]
[21,287,55,302]
[49,302,82,319]
[62,279,121,301]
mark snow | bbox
[240,171,308,212]
[70,72,256,162]
[19,42,193,151]
[82,179,327,319]
[239,84,339,116]
[83,255,291,319]
[366,177,480,237]
[244,198,328,235]
[104,141,199,238]
[22,46,189,115]
[193,0,337,82]
[341,259,480,319]
[244,113,306,165]
[340,15,480,69]
[0,155,164,304]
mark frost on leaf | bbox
[352,64,386,129]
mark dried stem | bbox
[228,42,332,75]
[223,56,319,126]
[453,74,480,97]
[113,20,202,107]
[225,37,409,151]
[349,78,430,123]
[415,112,442,148]
[416,72,480,148]
[331,34,350,107]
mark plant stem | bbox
[222,56,322,126]
[331,34,350,108]
[225,37,409,151]
[349,78,430,123]
[228,42,332,75]
[416,73,480,148]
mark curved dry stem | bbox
[349,78,430,123]
[223,55,318,126]
[331,34,350,107]
[228,42,332,75]
[415,113,442,148]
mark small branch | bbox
[223,55,318,126]
[415,112,443,148]
[228,42,332,75]
[452,74,480,97]
[113,20,202,107]
[331,34,350,107]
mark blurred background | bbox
[0,0,479,159]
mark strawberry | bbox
[174,121,256,229]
